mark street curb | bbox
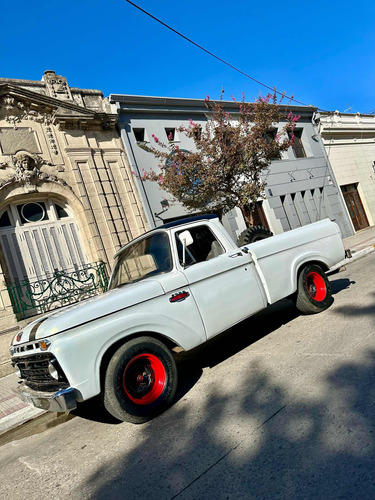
[329,246,375,274]
[0,410,74,447]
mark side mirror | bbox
[178,230,193,268]
[179,230,193,247]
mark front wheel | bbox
[295,264,332,314]
[103,337,177,423]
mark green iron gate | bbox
[7,261,109,320]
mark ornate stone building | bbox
[0,71,147,375]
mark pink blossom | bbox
[231,95,236,102]
[204,95,210,102]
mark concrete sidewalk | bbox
[1,224,374,445]
[0,373,43,440]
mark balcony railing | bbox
[7,262,109,320]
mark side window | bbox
[176,225,224,266]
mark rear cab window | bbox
[175,225,224,267]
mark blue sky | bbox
[1,0,375,113]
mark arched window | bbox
[0,198,88,284]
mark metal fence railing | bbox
[7,261,109,320]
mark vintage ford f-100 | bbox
[10,214,345,423]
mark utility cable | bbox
[125,0,314,108]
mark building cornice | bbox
[110,94,317,118]
[0,84,118,130]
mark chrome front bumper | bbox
[15,383,78,412]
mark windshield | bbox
[109,232,172,289]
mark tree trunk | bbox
[240,205,255,228]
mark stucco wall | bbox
[112,95,353,241]
[320,111,375,229]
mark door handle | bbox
[229,252,242,258]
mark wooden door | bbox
[343,190,369,231]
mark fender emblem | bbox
[169,291,190,303]
[16,332,23,342]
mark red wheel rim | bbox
[123,353,166,405]
[305,272,326,302]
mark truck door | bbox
[174,224,267,339]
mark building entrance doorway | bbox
[341,184,369,231]
[0,199,107,319]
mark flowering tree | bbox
[139,90,299,226]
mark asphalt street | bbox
[1,253,374,499]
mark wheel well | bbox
[295,260,330,287]
[99,332,181,392]
[297,260,330,276]
[287,261,330,298]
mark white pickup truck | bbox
[10,215,344,423]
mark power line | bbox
[125,0,312,108]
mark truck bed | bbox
[244,219,344,304]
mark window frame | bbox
[109,230,173,289]
[289,128,306,158]
[172,223,226,269]
[133,127,147,143]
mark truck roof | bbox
[158,214,218,229]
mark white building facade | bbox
[319,111,375,232]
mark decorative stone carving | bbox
[0,94,54,129]
[43,71,72,101]
[44,122,58,155]
[12,153,49,185]
[0,152,70,191]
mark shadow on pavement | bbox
[72,397,121,425]
[330,277,356,295]
[82,345,375,499]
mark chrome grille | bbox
[12,352,69,392]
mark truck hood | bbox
[13,280,165,345]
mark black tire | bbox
[295,264,332,314]
[103,337,177,424]
[237,226,273,246]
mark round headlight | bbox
[48,362,59,380]
[15,365,22,378]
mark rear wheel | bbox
[296,264,332,314]
[103,337,177,423]
[237,226,273,246]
